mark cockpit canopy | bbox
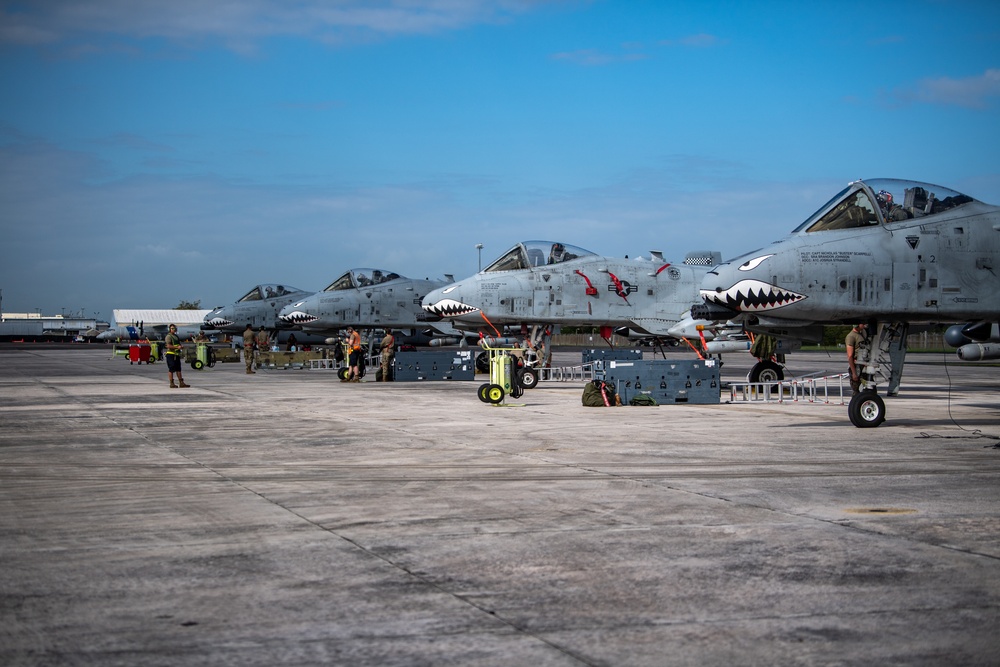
[794,179,975,234]
[483,241,596,273]
[238,284,302,302]
[323,269,402,291]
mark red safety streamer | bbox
[607,271,630,304]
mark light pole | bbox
[475,243,484,271]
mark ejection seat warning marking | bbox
[801,251,872,263]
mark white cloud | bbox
[0,0,554,53]
[889,69,1000,109]
[552,33,727,66]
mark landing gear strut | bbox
[846,321,907,428]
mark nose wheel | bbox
[848,390,886,428]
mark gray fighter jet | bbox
[696,178,999,427]
[204,284,309,332]
[277,268,471,344]
[421,240,721,352]
[97,322,207,342]
[203,283,329,345]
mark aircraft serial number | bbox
[801,251,872,262]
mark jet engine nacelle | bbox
[956,343,1000,361]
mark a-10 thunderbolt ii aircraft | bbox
[277,268,474,346]
[420,240,723,356]
[97,321,207,342]
[696,177,999,427]
[202,284,329,345]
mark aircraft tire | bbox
[748,359,783,384]
[476,351,490,374]
[477,383,492,403]
[848,390,885,428]
[487,384,505,404]
[517,368,538,389]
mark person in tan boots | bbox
[164,324,190,388]
[243,324,256,374]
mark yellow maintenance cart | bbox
[476,340,538,405]
[190,343,216,370]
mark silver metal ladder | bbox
[728,372,849,405]
[537,364,597,382]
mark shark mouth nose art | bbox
[280,311,319,325]
[206,317,234,327]
[701,279,807,313]
[423,298,480,317]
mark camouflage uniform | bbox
[845,325,868,394]
[243,325,256,374]
[379,332,395,381]
[255,328,269,367]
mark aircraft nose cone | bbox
[280,310,319,324]
[423,298,480,318]
[701,279,807,313]
[279,300,320,325]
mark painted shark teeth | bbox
[701,279,807,313]
[423,298,479,317]
[279,310,319,324]
[206,317,234,327]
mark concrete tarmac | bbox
[1,345,999,666]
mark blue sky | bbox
[1,0,998,325]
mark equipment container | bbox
[594,358,720,405]
[129,344,152,365]
[394,350,475,381]
[582,348,643,365]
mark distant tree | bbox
[175,300,202,310]
[823,325,852,347]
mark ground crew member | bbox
[846,323,868,394]
[346,326,362,382]
[255,326,270,363]
[379,330,395,381]
[165,324,190,388]
[243,324,256,374]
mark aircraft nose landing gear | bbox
[848,389,886,428]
